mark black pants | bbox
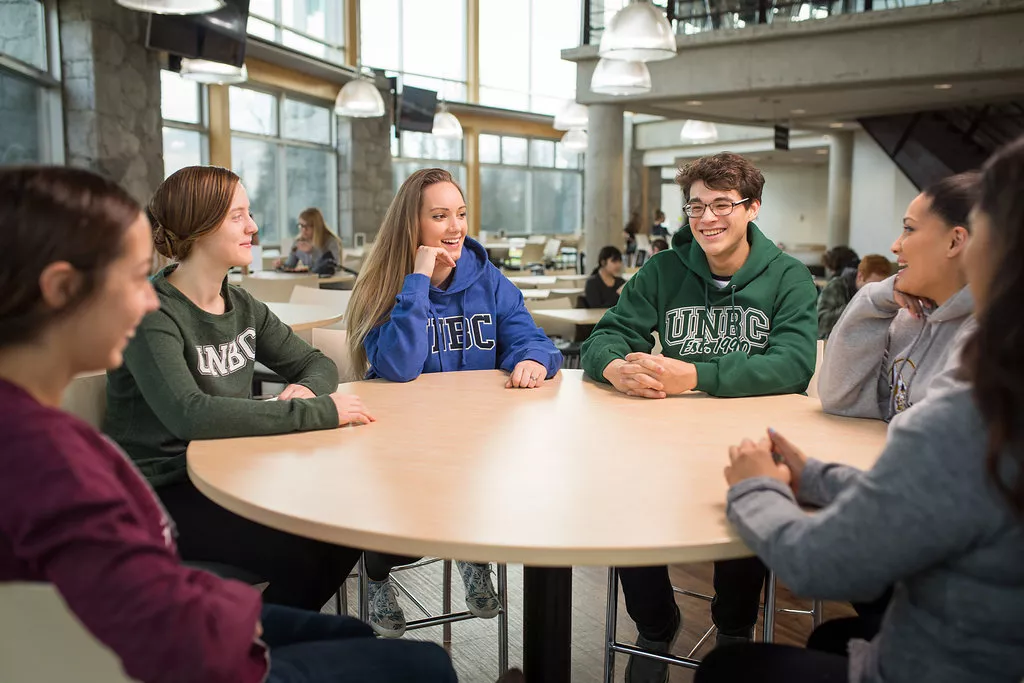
[363,552,421,582]
[159,480,361,611]
[618,556,767,641]
[695,642,848,683]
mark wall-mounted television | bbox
[398,86,438,134]
[146,0,251,68]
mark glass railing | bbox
[583,0,956,44]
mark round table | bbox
[265,302,343,332]
[188,370,887,678]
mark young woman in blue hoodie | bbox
[345,167,562,637]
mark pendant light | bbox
[680,119,719,142]
[590,58,651,96]
[560,128,588,153]
[116,0,225,13]
[432,103,463,139]
[598,0,677,63]
[179,58,247,84]
[335,69,386,118]
[554,102,589,131]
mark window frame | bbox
[160,70,210,176]
[247,0,346,67]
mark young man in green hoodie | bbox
[581,152,817,682]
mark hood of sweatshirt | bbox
[671,221,786,290]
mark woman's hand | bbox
[767,428,808,495]
[272,258,283,269]
[506,360,548,389]
[277,384,316,400]
[724,437,792,487]
[414,245,457,277]
[329,393,376,426]
[893,273,933,319]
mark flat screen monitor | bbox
[147,0,250,68]
[398,86,438,134]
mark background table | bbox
[229,271,356,287]
[188,370,887,681]
[265,302,343,332]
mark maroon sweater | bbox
[0,379,268,683]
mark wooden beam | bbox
[456,110,560,140]
[345,0,360,68]
[244,57,340,103]
[466,0,479,104]
[207,84,232,169]
[465,129,481,237]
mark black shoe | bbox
[625,606,681,683]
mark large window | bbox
[392,130,466,192]
[229,85,337,246]
[360,0,467,102]
[0,0,61,166]
[479,134,582,235]
[479,0,580,115]
[248,0,345,65]
[160,70,208,177]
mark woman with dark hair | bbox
[584,245,625,308]
[697,140,1024,683]
[818,173,979,423]
[0,167,458,683]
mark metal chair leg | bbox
[812,598,824,628]
[442,559,453,650]
[603,568,618,683]
[497,563,509,674]
[358,554,369,623]
[762,570,777,643]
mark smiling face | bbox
[418,182,467,262]
[189,183,259,269]
[891,192,967,301]
[686,180,759,273]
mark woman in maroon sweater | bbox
[0,166,456,683]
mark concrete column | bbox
[58,0,163,204]
[826,131,854,248]
[583,103,625,272]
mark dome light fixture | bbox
[335,70,386,118]
[116,0,225,13]
[432,103,463,139]
[680,119,718,142]
[598,0,677,63]
[590,58,651,96]
[554,102,589,131]
[179,58,247,84]
[561,128,588,153]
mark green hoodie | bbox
[581,223,817,397]
[104,266,340,487]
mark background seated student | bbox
[816,245,859,338]
[580,152,818,683]
[698,138,1024,683]
[817,172,978,424]
[584,245,626,308]
[0,166,457,683]
[345,167,562,638]
[651,208,669,237]
[650,238,669,255]
[817,251,893,339]
[104,166,372,612]
[275,207,342,274]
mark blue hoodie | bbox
[364,237,563,382]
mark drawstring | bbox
[890,318,935,414]
[703,281,710,312]
[730,285,738,337]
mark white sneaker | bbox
[456,561,501,619]
[367,577,406,638]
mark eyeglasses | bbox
[684,198,750,218]
[298,222,311,229]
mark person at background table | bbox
[580,152,818,682]
[651,208,669,237]
[651,238,669,255]
[345,167,562,639]
[817,253,892,339]
[274,207,342,273]
[624,210,641,259]
[104,166,373,612]
[700,138,1024,683]
[816,245,859,334]
[584,246,626,308]
[0,166,457,683]
[817,173,978,424]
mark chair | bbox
[526,298,580,368]
[61,371,107,429]
[0,583,139,682]
[311,328,360,383]
[240,274,319,303]
[543,238,562,268]
[518,242,546,272]
[290,286,352,331]
[806,339,826,399]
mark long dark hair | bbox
[0,166,140,348]
[965,137,1024,516]
[592,245,623,275]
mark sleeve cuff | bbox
[693,362,719,395]
[796,458,831,507]
[727,476,796,506]
[401,273,430,296]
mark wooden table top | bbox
[228,271,356,286]
[520,288,585,300]
[265,302,344,332]
[507,276,558,288]
[531,308,609,326]
[187,370,888,567]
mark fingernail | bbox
[768,427,776,434]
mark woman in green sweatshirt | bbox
[104,166,373,611]
[581,153,817,683]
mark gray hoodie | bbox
[817,274,975,423]
[727,384,1024,683]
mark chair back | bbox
[61,372,107,429]
[289,286,352,326]
[520,242,546,266]
[543,238,562,261]
[0,582,138,682]
[806,339,826,399]
[241,274,318,303]
[312,328,360,383]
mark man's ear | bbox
[748,199,761,221]
[38,261,83,310]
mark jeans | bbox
[264,605,457,683]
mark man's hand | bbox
[624,353,698,396]
[602,358,666,399]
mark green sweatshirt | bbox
[581,223,817,397]
[104,266,340,487]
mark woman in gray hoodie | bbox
[697,139,1024,683]
[817,173,978,425]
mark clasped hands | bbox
[602,353,698,399]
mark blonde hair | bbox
[298,207,340,253]
[346,168,464,374]
[149,166,240,261]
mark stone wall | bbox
[337,77,393,245]
[58,0,163,204]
